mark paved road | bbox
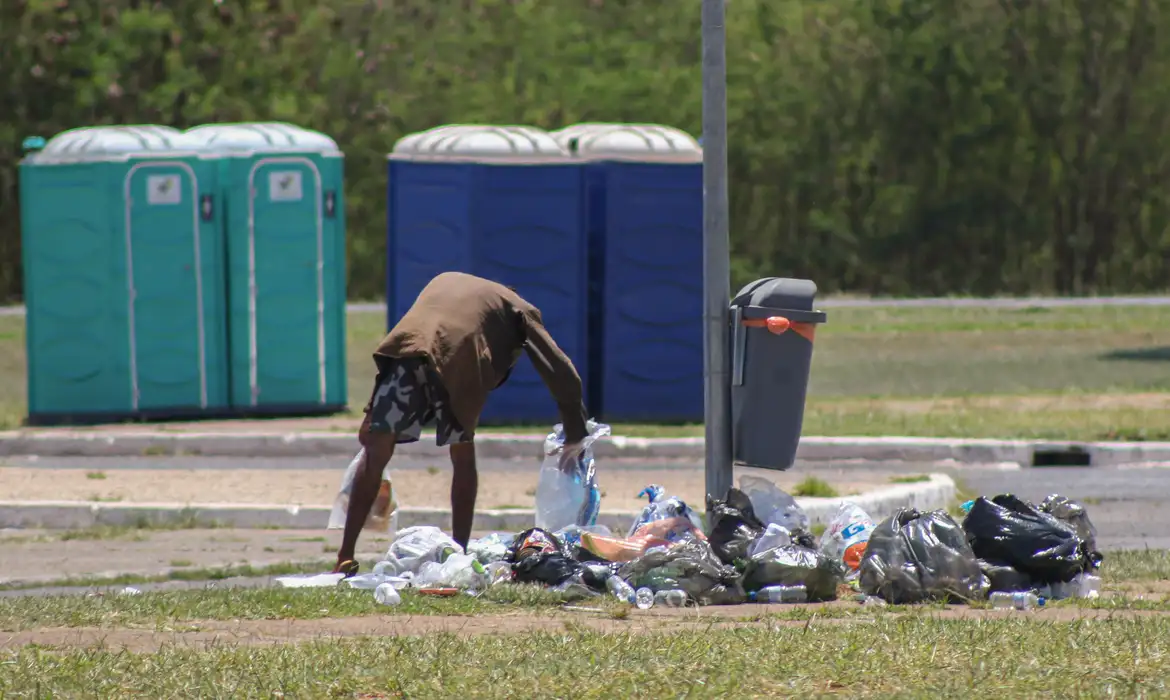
[9,455,1168,551]
[1,296,1168,318]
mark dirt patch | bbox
[6,606,1169,653]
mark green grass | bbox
[0,560,336,592]
[4,617,1169,697]
[5,305,1170,439]
[1101,549,1170,583]
[790,476,839,498]
[0,584,568,632]
[889,474,931,484]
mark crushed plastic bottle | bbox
[990,591,1044,610]
[485,561,513,586]
[748,584,808,604]
[1077,573,1102,599]
[654,589,688,608]
[374,582,402,606]
[120,586,142,596]
[635,587,655,609]
[606,575,636,604]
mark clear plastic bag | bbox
[618,540,746,606]
[581,516,707,563]
[413,553,489,590]
[738,475,810,533]
[819,502,877,575]
[743,545,845,602]
[534,421,610,532]
[327,448,398,535]
[467,532,514,565]
[381,526,462,575]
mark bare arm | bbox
[521,309,588,444]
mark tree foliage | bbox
[2,0,1168,301]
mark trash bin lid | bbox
[388,125,569,162]
[732,278,827,324]
[25,125,187,163]
[178,122,341,155]
[552,123,702,163]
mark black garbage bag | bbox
[508,528,571,562]
[1040,494,1103,571]
[859,508,986,604]
[706,488,766,565]
[742,545,844,601]
[979,559,1034,593]
[963,494,1091,583]
[618,540,747,605]
[513,552,582,586]
[507,527,584,586]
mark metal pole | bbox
[702,0,733,502]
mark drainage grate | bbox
[1031,449,1092,468]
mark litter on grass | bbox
[300,425,1107,609]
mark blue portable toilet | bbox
[552,123,704,422]
[387,125,590,424]
[19,125,230,424]
[178,122,347,415]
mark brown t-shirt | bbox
[373,272,588,443]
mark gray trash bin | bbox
[730,278,827,469]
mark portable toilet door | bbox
[181,122,347,415]
[552,123,704,422]
[387,125,590,424]
[20,125,229,424]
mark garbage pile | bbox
[299,423,1105,610]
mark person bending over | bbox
[333,271,587,575]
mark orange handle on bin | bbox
[741,316,816,342]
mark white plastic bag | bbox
[748,522,793,558]
[327,448,399,535]
[820,501,876,575]
[467,533,513,564]
[381,526,462,575]
[274,573,346,588]
[534,421,609,532]
[413,553,489,590]
[739,475,810,533]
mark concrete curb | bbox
[0,430,1165,466]
[0,474,955,531]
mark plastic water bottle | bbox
[635,587,655,609]
[654,589,687,607]
[374,582,402,606]
[1077,574,1102,599]
[749,585,808,604]
[606,576,637,604]
[989,591,1043,610]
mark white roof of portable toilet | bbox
[24,125,190,164]
[177,122,341,156]
[389,125,570,163]
[552,123,702,163]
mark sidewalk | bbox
[3,415,1169,465]
[1,464,899,512]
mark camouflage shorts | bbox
[365,357,472,446]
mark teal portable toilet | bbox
[180,122,347,414]
[19,125,230,424]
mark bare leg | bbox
[336,418,396,568]
[449,442,478,550]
